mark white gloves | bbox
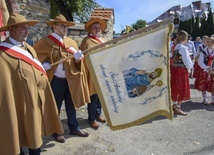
[74,50,83,60]
[42,62,52,71]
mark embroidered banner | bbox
[85,23,174,130]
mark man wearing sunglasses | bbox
[34,14,91,142]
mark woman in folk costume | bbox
[80,18,107,129]
[193,35,208,78]
[171,30,193,116]
[184,34,196,79]
[33,14,91,140]
[195,36,214,105]
[0,13,64,155]
[207,36,214,104]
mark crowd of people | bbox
[0,13,107,155]
[170,30,214,116]
[0,12,214,155]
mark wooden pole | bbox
[50,18,173,67]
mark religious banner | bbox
[85,22,174,131]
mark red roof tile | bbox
[90,8,114,23]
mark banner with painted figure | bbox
[85,22,174,130]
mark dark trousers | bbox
[20,147,41,155]
[51,76,80,131]
[87,94,102,122]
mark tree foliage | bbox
[178,20,185,32]
[199,17,208,37]
[120,19,147,35]
[178,7,214,39]
[131,19,147,30]
[206,8,214,35]
[192,15,200,40]
[186,19,192,35]
[50,0,101,23]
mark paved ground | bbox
[24,79,214,155]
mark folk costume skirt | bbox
[170,66,190,102]
[193,60,200,78]
[207,74,214,92]
[194,69,209,91]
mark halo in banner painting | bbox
[85,23,174,131]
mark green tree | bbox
[178,20,185,32]
[192,15,200,40]
[50,0,100,22]
[190,15,195,37]
[206,8,214,36]
[186,19,192,36]
[199,17,208,37]
[131,19,146,30]
[212,10,214,35]
[121,19,146,35]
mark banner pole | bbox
[50,18,173,67]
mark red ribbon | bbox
[88,35,104,44]
[207,49,214,66]
[0,45,47,75]
[48,35,76,54]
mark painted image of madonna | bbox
[122,67,163,98]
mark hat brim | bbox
[0,20,39,32]
[85,18,107,33]
[45,21,75,26]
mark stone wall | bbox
[5,0,114,45]
[6,0,50,42]
[105,17,114,41]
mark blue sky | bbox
[95,0,214,33]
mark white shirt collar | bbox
[52,32,65,39]
[89,33,100,38]
[9,37,25,47]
